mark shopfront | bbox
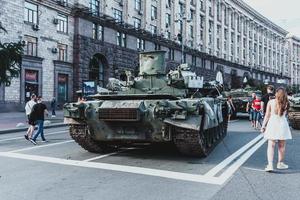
[25,69,39,102]
[57,73,68,103]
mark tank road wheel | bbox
[288,112,300,130]
[69,125,112,153]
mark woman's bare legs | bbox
[27,125,35,139]
[267,140,276,166]
[278,140,286,163]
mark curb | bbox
[0,123,66,135]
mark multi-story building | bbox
[287,35,300,87]
[0,0,294,111]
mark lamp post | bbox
[175,11,191,64]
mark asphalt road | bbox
[0,120,300,200]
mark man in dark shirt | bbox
[262,85,275,114]
[29,96,49,145]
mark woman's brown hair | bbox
[275,87,289,116]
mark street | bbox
[0,120,300,200]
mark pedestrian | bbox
[24,94,37,140]
[227,95,235,122]
[262,85,275,114]
[252,95,263,129]
[261,87,292,172]
[50,97,56,117]
[246,92,256,127]
[29,96,49,145]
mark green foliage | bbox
[0,23,24,86]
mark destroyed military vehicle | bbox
[63,51,228,157]
[288,93,300,130]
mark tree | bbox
[0,23,24,86]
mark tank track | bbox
[288,111,300,130]
[173,121,228,157]
[69,124,111,153]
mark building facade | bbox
[287,35,300,88]
[0,0,295,111]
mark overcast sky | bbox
[243,0,300,37]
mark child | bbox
[252,95,263,129]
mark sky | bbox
[243,0,300,37]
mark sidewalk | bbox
[0,110,65,134]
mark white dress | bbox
[264,99,292,140]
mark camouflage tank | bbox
[64,51,228,157]
[288,93,300,130]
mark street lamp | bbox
[175,12,192,64]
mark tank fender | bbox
[163,116,202,131]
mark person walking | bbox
[24,94,37,140]
[29,96,49,145]
[50,97,56,117]
[261,87,292,172]
[246,92,256,127]
[262,85,275,114]
[227,96,235,122]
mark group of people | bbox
[24,94,57,145]
[227,85,292,172]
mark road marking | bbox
[243,167,265,172]
[218,138,266,183]
[83,148,137,162]
[9,140,74,153]
[205,134,263,177]
[0,130,68,143]
[0,152,222,185]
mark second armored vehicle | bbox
[288,93,300,130]
[64,51,228,157]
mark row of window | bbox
[24,1,68,33]
[23,35,68,61]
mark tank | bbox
[224,87,262,117]
[63,51,228,157]
[288,93,300,130]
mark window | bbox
[58,43,67,61]
[92,23,103,40]
[132,17,141,29]
[200,15,204,28]
[200,0,204,11]
[166,0,171,8]
[151,6,157,19]
[24,2,38,24]
[209,6,213,17]
[90,0,100,16]
[117,32,126,47]
[165,13,171,27]
[190,25,194,38]
[24,35,37,56]
[135,0,142,11]
[57,14,68,33]
[190,9,194,20]
[192,55,196,66]
[113,9,122,22]
[168,48,174,60]
[179,3,184,14]
[137,38,145,50]
[150,25,157,35]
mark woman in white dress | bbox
[261,87,292,172]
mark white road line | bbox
[218,138,266,184]
[0,130,68,143]
[9,140,74,153]
[0,152,222,185]
[243,167,265,172]
[205,134,263,177]
[83,148,137,162]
